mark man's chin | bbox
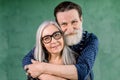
[65,35,81,46]
[65,28,83,46]
[67,41,79,46]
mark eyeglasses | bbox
[42,31,63,44]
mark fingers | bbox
[24,63,41,78]
[31,59,38,64]
[25,65,37,78]
[24,65,29,71]
[26,68,34,78]
[24,65,31,77]
[25,65,30,76]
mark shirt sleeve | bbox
[22,48,35,68]
[75,33,99,80]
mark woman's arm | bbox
[38,74,67,80]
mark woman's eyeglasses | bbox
[42,31,63,44]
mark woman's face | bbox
[42,24,64,55]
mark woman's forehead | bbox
[42,24,59,36]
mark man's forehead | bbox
[59,19,78,23]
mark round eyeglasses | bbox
[42,31,63,44]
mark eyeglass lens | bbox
[42,31,62,44]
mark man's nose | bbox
[67,24,74,33]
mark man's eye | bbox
[61,23,67,26]
[72,21,78,24]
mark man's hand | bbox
[26,59,45,78]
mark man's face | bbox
[56,9,83,45]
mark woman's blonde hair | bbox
[34,21,76,65]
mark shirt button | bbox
[80,47,83,50]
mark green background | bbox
[0,0,120,80]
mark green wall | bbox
[0,0,120,80]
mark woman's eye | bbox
[44,37,50,41]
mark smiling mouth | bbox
[51,45,59,48]
[66,33,77,36]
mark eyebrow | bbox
[42,30,60,37]
[60,22,67,25]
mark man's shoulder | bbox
[77,31,98,49]
[69,31,98,54]
[82,31,98,42]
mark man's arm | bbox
[22,48,35,68]
[74,33,99,80]
[42,63,78,80]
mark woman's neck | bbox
[49,54,63,65]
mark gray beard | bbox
[65,27,83,46]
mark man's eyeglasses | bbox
[42,31,63,44]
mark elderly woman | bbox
[26,21,77,80]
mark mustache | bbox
[64,30,79,36]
